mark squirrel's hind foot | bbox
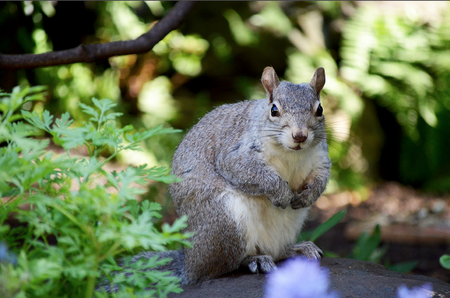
[288,241,323,260]
[241,255,276,273]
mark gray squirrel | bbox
[127,66,331,286]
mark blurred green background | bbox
[2,1,450,198]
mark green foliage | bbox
[309,209,347,242]
[440,254,450,270]
[340,3,450,190]
[0,86,189,297]
[298,209,418,273]
[386,260,419,274]
[349,225,385,263]
[299,209,347,243]
[2,2,449,280]
[349,225,418,273]
[4,1,450,192]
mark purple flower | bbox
[397,284,433,298]
[0,242,17,265]
[265,257,338,298]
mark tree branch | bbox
[0,1,196,69]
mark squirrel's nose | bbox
[292,132,308,143]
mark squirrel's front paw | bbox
[290,184,319,209]
[270,181,293,209]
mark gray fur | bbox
[169,67,331,283]
[98,67,331,291]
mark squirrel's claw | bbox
[290,187,319,209]
[289,241,323,260]
[241,255,277,273]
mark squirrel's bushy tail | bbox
[131,249,187,283]
[96,249,187,293]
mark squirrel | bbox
[120,66,331,287]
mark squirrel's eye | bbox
[315,104,323,117]
[271,104,280,117]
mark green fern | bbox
[0,87,189,298]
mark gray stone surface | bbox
[168,257,450,298]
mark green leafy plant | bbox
[440,254,450,270]
[349,225,418,273]
[299,209,347,243]
[301,213,418,274]
[308,209,347,243]
[298,209,347,258]
[0,86,190,297]
[349,225,386,263]
[340,3,450,191]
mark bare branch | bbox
[0,1,196,69]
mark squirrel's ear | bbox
[310,67,326,96]
[262,67,280,99]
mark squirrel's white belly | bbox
[263,142,321,191]
[224,189,309,261]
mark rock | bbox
[168,257,450,298]
[324,258,448,298]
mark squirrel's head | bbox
[261,67,326,151]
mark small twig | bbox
[0,2,196,69]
